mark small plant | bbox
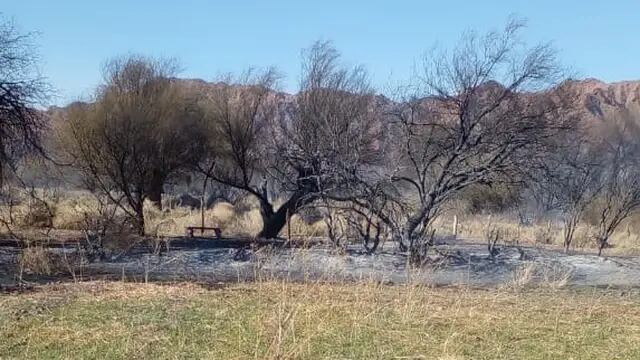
[484,225,502,259]
[19,246,52,275]
[19,198,54,229]
[534,221,554,245]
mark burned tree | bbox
[539,132,604,253]
[201,42,381,239]
[379,20,576,259]
[264,41,382,239]
[591,113,640,256]
[0,16,52,241]
[60,56,207,234]
[198,69,280,236]
[0,17,48,186]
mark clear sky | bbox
[4,0,640,105]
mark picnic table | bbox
[186,226,222,239]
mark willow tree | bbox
[61,55,206,234]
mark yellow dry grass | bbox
[4,188,640,255]
[17,246,57,275]
[144,199,327,238]
[436,213,640,255]
[0,280,638,359]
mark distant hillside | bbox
[49,77,640,128]
[567,79,640,121]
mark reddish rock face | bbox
[566,78,640,120]
[47,77,640,136]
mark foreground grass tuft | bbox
[1,281,639,359]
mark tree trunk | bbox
[258,205,290,239]
[201,176,210,234]
[398,209,428,252]
[256,192,315,239]
[133,205,145,236]
[597,236,608,257]
[563,217,576,254]
[391,227,413,252]
[148,174,165,210]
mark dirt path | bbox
[2,237,640,288]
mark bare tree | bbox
[376,20,576,259]
[592,112,640,256]
[539,132,604,253]
[0,16,52,246]
[200,42,381,239]
[263,41,382,238]
[0,16,48,188]
[197,69,281,235]
[59,55,207,234]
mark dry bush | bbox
[453,212,640,254]
[19,246,52,275]
[18,201,54,228]
[507,262,537,289]
[453,214,567,247]
[459,183,522,215]
[17,243,89,279]
[51,195,100,230]
[533,221,555,244]
[0,190,111,232]
[225,208,263,236]
[210,202,235,223]
[506,262,573,291]
[18,246,60,275]
[287,214,327,238]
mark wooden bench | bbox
[186,226,222,239]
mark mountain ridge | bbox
[48,78,640,124]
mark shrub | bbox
[18,200,54,228]
[18,246,58,275]
[460,183,522,214]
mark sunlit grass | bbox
[1,281,639,359]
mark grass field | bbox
[1,281,639,359]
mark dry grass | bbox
[145,199,327,238]
[1,191,330,249]
[17,246,58,275]
[50,195,101,230]
[442,213,640,255]
[144,201,264,237]
[504,262,573,291]
[4,189,640,255]
[288,214,327,237]
[1,280,639,359]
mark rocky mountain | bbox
[567,78,640,121]
[49,77,640,128]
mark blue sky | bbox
[4,0,640,105]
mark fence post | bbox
[452,215,458,239]
[200,195,205,235]
[287,208,292,242]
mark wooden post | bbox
[201,177,209,236]
[452,215,458,239]
[200,196,205,235]
[287,208,292,242]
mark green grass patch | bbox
[1,281,639,359]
